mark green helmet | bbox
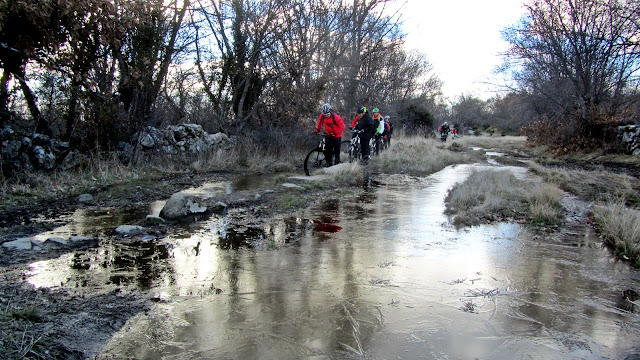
[372,108,379,113]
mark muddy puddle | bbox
[26,174,283,240]
[23,164,640,359]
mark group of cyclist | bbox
[315,103,393,166]
[438,121,459,141]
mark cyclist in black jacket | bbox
[349,106,376,164]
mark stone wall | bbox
[118,124,232,164]
[1,124,232,175]
[618,125,640,155]
[136,124,231,155]
[1,126,86,174]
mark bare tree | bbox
[1,0,442,160]
[192,0,292,129]
[0,0,103,135]
[115,0,190,127]
[451,94,489,130]
[503,0,640,149]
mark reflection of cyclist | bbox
[350,106,375,164]
[315,103,345,166]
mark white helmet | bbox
[321,103,332,115]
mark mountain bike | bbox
[348,129,363,163]
[369,136,378,156]
[382,134,390,150]
[374,134,383,155]
[304,133,350,176]
[440,130,449,142]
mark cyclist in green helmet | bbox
[372,108,385,155]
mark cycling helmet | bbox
[384,115,390,120]
[357,106,366,114]
[372,108,379,113]
[321,103,332,115]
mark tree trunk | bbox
[63,80,81,142]
[0,70,10,127]
[17,75,51,136]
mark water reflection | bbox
[312,199,343,234]
[28,215,312,296]
[22,166,640,359]
[96,165,640,359]
[25,175,279,241]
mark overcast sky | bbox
[396,0,526,100]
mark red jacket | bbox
[316,112,346,138]
[350,116,359,129]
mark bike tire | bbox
[304,147,325,176]
[349,142,360,163]
[340,140,350,156]
[340,140,350,164]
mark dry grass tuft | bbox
[306,162,367,189]
[1,154,153,207]
[445,169,564,226]
[593,200,640,266]
[328,163,367,187]
[0,138,305,208]
[527,183,564,225]
[375,135,482,176]
[445,169,529,226]
[529,163,640,206]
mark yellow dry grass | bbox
[593,200,640,266]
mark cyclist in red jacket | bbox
[315,103,346,166]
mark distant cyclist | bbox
[350,106,375,164]
[383,115,392,148]
[315,103,345,166]
[439,121,450,141]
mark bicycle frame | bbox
[317,134,327,151]
[349,130,363,162]
[304,133,331,176]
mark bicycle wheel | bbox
[340,140,350,157]
[304,147,325,176]
[349,142,361,163]
[340,140,351,165]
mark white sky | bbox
[397,0,526,100]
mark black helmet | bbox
[357,106,366,114]
[321,103,332,115]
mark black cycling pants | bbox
[325,136,342,164]
[360,134,372,158]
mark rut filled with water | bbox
[24,164,640,359]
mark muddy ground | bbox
[0,169,358,360]
[1,154,639,359]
